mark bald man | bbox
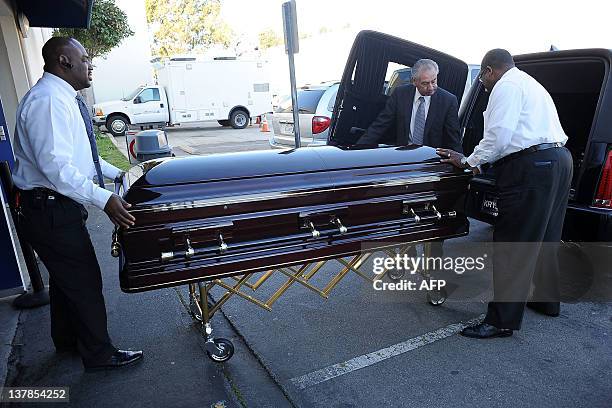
[437,49,572,338]
[12,37,143,370]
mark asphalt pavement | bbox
[2,123,611,407]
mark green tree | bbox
[53,0,134,60]
[145,0,234,57]
[258,29,282,50]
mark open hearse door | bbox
[327,30,469,147]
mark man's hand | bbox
[104,194,135,228]
[436,148,468,168]
[437,148,482,175]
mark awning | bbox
[17,0,94,29]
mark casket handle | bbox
[331,216,348,235]
[305,221,320,239]
[185,237,195,259]
[111,228,121,258]
[218,233,228,254]
[431,205,442,220]
[410,208,421,223]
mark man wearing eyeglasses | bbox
[436,49,572,339]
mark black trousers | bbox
[484,147,573,330]
[18,192,116,365]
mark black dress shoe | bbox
[85,350,143,371]
[527,302,560,317]
[460,323,513,339]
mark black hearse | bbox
[462,48,612,244]
[328,31,612,244]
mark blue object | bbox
[0,95,24,294]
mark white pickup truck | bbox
[93,57,273,136]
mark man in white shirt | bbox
[11,37,143,369]
[436,49,573,338]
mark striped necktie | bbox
[76,94,106,189]
[412,96,426,145]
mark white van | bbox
[93,57,273,136]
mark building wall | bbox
[0,0,51,143]
[91,0,154,103]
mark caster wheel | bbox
[387,268,405,281]
[206,338,234,362]
[427,288,447,306]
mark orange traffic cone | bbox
[260,117,270,132]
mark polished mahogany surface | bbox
[119,145,471,293]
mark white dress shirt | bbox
[409,89,431,141]
[12,72,121,210]
[466,67,568,167]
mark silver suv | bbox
[268,82,339,148]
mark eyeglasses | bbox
[478,67,491,84]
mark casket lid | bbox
[128,145,444,188]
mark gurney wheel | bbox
[427,288,447,306]
[206,338,234,362]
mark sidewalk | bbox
[2,204,292,407]
[1,295,21,388]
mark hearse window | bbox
[470,68,480,84]
[138,88,161,103]
[384,62,412,95]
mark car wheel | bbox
[229,110,249,129]
[217,120,230,127]
[106,115,129,137]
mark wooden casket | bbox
[117,30,474,293]
[118,146,471,292]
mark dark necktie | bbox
[76,94,106,189]
[412,96,426,146]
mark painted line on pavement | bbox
[289,314,485,390]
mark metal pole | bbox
[282,0,301,148]
[287,51,301,148]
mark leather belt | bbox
[16,187,69,209]
[494,142,563,167]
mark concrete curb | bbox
[1,296,22,388]
[102,131,130,160]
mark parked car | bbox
[269,64,479,150]
[268,82,339,148]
